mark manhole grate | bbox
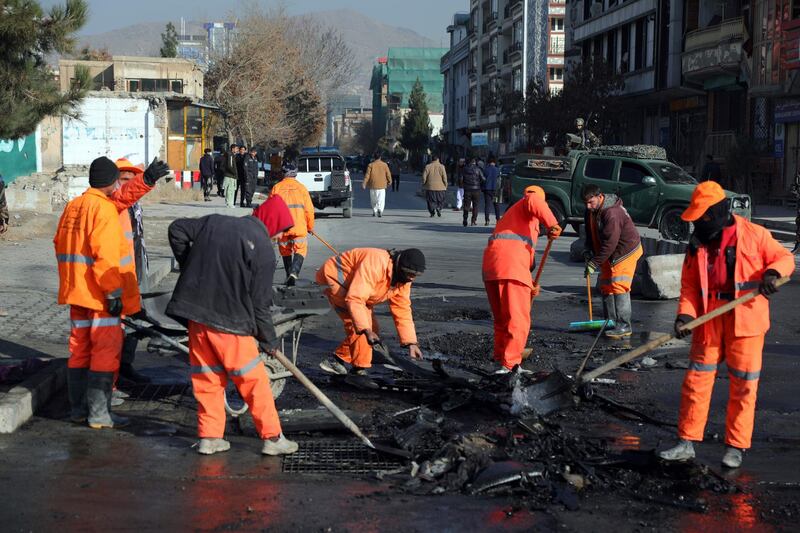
[118,383,191,412]
[282,440,406,474]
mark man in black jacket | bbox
[166,197,298,456]
[199,148,215,202]
[243,147,259,207]
[460,158,484,227]
[235,145,247,207]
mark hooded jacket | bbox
[583,194,641,268]
[166,210,287,344]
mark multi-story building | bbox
[461,0,565,155]
[326,94,362,146]
[332,107,373,149]
[441,13,472,156]
[175,21,237,68]
[370,48,448,145]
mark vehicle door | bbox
[297,157,325,192]
[572,157,618,218]
[613,160,660,224]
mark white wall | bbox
[62,96,162,167]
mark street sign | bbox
[471,132,488,147]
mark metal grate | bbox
[282,440,406,475]
[117,383,192,413]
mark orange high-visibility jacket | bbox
[482,191,558,287]
[54,189,128,312]
[270,177,314,237]
[678,215,794,339]
[109,174,153,312]
[318,248,416,344]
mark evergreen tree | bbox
[160,22,178,58]
[400,79,432,168]
[0,0,90,139]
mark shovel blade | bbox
[511,370,574,416]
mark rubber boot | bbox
[602,294,617,329]
[659,439,696,462]
[87,371,130,429]
[67,367,89,423]
[290,254,304,277]
[605,292,632,339]
[282,255,292,277]
[119,334,150,384]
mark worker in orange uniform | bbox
[316,248,426,375]
[269,163,315,286]
[659,182,794,469]
[482,186,561,373]
[166,196,299,456]
[582,184,643,339]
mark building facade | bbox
[441,13,472,156]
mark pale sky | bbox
[40,0,466,42]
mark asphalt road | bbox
[0,174,798,531]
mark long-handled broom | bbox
[568,274,614,332]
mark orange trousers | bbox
[677,297,764,449]
[599,245,642,295]
[187,321,282,439]
[330,304,379,369]
[278,235,308,257]
[68,306,123,372]
[485,279,532,369]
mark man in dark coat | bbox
[199,148,215,202]
[460,158,484,227]
[243,147,259,208]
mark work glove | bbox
[584,262,598,278]
[673,314,695,339]
[106,294,123,317]
[259,341,277,356]
[143,157,171,186]
[548,225,562,239]
[361,329,381,345]
[759,269,780,296]
[530,284,541,299]
[582,249,594,262]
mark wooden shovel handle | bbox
[533,237,554,286]
[580,276,791,384]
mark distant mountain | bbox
[75,9,438,102]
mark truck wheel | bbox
[659,208,692,241]
[342,197,353,218]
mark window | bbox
[634,18,645,70]
[584,158,615,181]
[513,20,523,45]
[306,158,320,172]
[512,67,522,92]
[794,0,800,19]
[619,162,649,184]
[550,35,564,54]
[550,18,564,32]
[128,79,140,92]
[549,67,563,81]
[320,158,332,172]
[171,80,183,93]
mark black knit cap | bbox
[398,248,426,275]
[89,156,120,188]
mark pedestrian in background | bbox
[389,156,401,192]
[482,159,501,225]
[659,181,794,468]
[244,147,259,208]
[0,175,8,235]
[453,158,465,211]
[199,148,214,202]
[235,145,246,207]
[791,169,800,254]
[422,155,448,217]
[363,151,392,217]
[460,157,484,227]
[222,145,238,208]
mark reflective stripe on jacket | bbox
[270,177,314,238]
[54,189,126,311]
[678,216,795,339]
[315,248,416,345]
[481,191,558,287]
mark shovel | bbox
[310,230,340,256]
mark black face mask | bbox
[693,199,732,244]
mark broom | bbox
[568,274,614,332]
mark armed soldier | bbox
[567,117,600,150]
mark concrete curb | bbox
[0,359,66,433]
[0,258,173,434]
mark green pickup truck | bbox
[509,146,752,241]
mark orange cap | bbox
[524,185,545,198]
[115,158,144,175]
[681,181,726,221]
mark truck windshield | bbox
[655,164,697,184]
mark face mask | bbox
[693,200,731,244]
